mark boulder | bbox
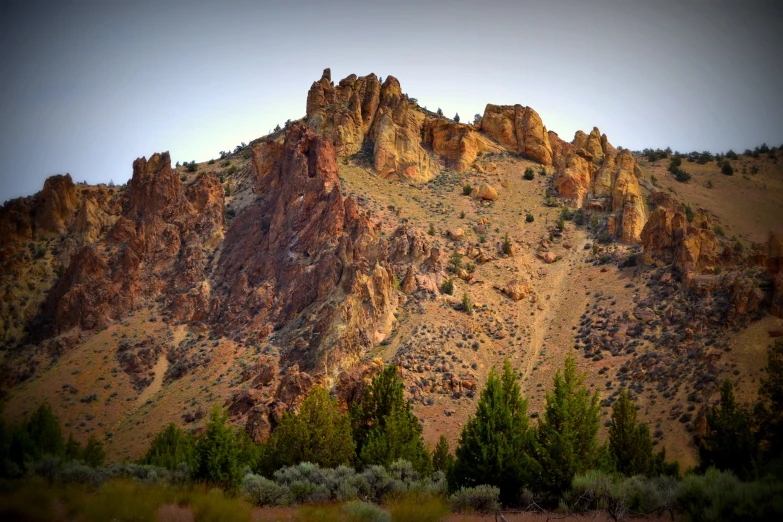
[477,184,498,201]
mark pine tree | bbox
[195,406,242,492]
[432,435,454,473]
[700,379,757,479]
[25,403,64,459]
[141,423,196,471]
[65,434,81,461]
[271,387,355,468]
[450,360,535,505]
[533,357,600,495]
[353,365,431,474]
[454,113,460,123]
[757,340,783,474]
[609,389,657,476]
[81,435,105,467]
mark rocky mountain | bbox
[1,68,781,466]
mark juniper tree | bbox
[756,339,783,475]
[450,360,535,506]
[432,435,454,473]
[699,379,757,479]
[270,387,354,469]
[352,365,431,473]
[533,357,601,495]
[81,435,105,467]
[24,403,65,459]
[609,389,657,476]
[141,423,196,471]
[195,406,242,493]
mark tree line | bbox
[3,340,782,511]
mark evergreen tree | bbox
[454,113,460,123]
[270,387,355,469]
[141,423,196,471]
[25,403,64,459]
[195,406,242,493]
[65,434,81,461]
[700,379,757,479]
[352,365,431,474]
[533,357,601,495]
[450,360,535,505]
[81,435,105,467]
[757,340,783,475]
[359,408,431,474]
[609,389,657,476]
[432,435,454,473]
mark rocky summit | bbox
[1,68,782,469]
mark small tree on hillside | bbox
[450,360,535,505]
[721,161,734,176]
[609,389,674,476]
[437,108,444,116]
[352,365,431,473]
[270,387,355,469]
[454,113,460,123]
[24,404,65,460]
[432,435,454,473]
[756,340,783,474]
[473,114,482,126]
[195,406,242,493]
[141,423,196,471]
[533,357,601,495]
[699,379,757,480]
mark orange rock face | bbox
[423,118,501,171]
[641,207,719,273]
[307,70,436,182]
[40,152,225,335]
[553,133,648,243]
[479,104,553,164]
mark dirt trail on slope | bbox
[137,353,169,406]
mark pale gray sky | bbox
[1,0,782,202]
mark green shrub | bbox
[449,485,500,513]
[677,468,783,522]
[427,223,435,236]
[721,161,734,176]
[462,184,472,195]
[341,501,390,522]
[244,473,287,506]
[186,161,198,172]
[684,204,695,223]
[523,168,535,180]
[525,213,534,223]
[501,232,512,255]
[440,278,454,296]
[448,252,462,272]
[461,293,472,315]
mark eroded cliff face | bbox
[211,124,400,375]
[306,69,436,182]
[41,153,225,335]
[553,132,648,243]
[479,104,553,165]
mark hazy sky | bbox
[1,0,782,202]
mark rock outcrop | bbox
[640,207,719,273]
[40,153,225,335]
[479,104,553,165]
[423,118,501,171]
[307,69,436,182]
[211,124,399,375]
[553,134,648,242]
